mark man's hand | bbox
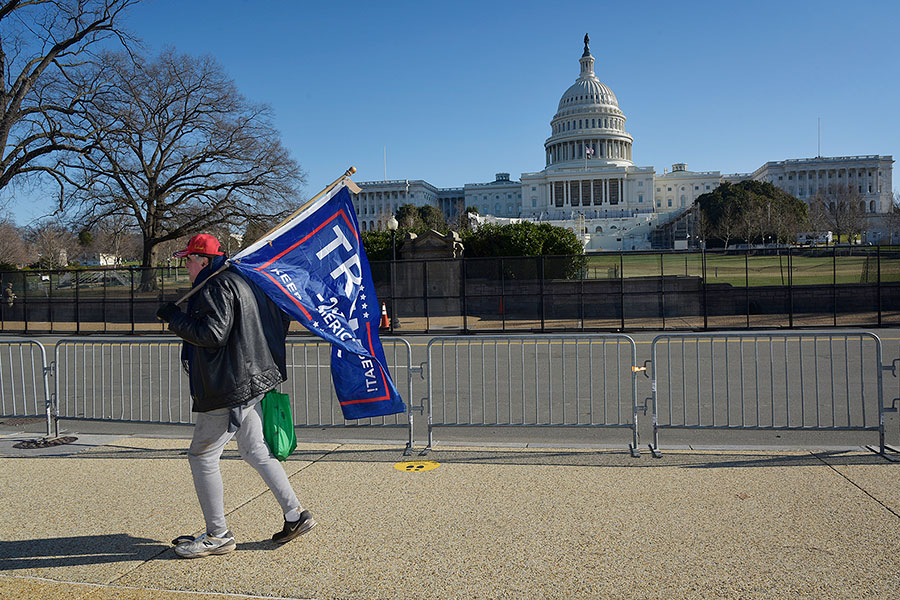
[156,302,181,322]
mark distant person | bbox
[156,233,314,559]
[3,283,15,308]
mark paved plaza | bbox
[0,427,899,599]
[0,329,898,598]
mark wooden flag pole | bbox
[167,166,357,309]
[265,165,357,238]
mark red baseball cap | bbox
[173,234,225,258]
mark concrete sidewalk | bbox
[0,432,898,599]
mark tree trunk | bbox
[139,242,158,292]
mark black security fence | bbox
[371,246,900,333]
[1,246,899,334]
[0,266,192,334]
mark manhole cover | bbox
[13,436,78,449]
[393,460,440,472]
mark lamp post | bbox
[387,215,398,331]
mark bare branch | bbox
[0,0,139,204]
[60,48,305,290]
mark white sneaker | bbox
[174,530,235,558]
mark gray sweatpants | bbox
[188,395,300,535]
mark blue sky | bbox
[9,0,899,224]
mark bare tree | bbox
[742,201,768,246]
[57,49,305,289]
[882,191,900,245]
[711,201,737,248]
[773,200,806,244]
[808,185,866,243]
[0,0,137,205]
[241,217,277,250]
[0,214,31,266]
[26,217,75,268]
[77,214,139,265]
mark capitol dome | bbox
[557,76,619,111]
[545,34,633,168]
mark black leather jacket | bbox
[167,260,290,413]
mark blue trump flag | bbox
[230,183,405,420]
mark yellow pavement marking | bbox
[394,460,440,472]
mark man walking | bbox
[157,233,315,559]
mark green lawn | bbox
[584,251,900,287]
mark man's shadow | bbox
[0,534,169,570]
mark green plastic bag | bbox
[261,389,296,461]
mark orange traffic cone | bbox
[380,302,390,329]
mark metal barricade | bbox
[279,337,415,452]
[52,337,415,450]
[54,338,187,424]
[0,339,52,436]
[885,335,900,455]
[649,331,887,457]
[424,334,641,455]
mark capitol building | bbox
[352,35,894,250]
